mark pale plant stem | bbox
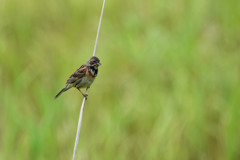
[72,0,105,159]
[72,89,88,160]
[93,0,105,57]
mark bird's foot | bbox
[83,94,88,100]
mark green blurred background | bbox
[0,0,240,159]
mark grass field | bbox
[0,0,240,159]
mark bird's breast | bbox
[87,67,98,78]
[76,76,95,89]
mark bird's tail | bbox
[55,88,65,99]
[55,84,72,99]
[55,87,70,99]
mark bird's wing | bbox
[66,65,87,84]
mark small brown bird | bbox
[55,56,101,99]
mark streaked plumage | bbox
[55,56,101,99]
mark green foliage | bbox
[0,0,240,159]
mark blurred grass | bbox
[0,0,240,159]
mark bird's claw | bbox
[83,94,88,100]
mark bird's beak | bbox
[98,62,102,66]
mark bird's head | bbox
[86,56,101,68]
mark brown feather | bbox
[66,65,87,84]
[87,69,95,78]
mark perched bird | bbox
[55,56,101,99]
